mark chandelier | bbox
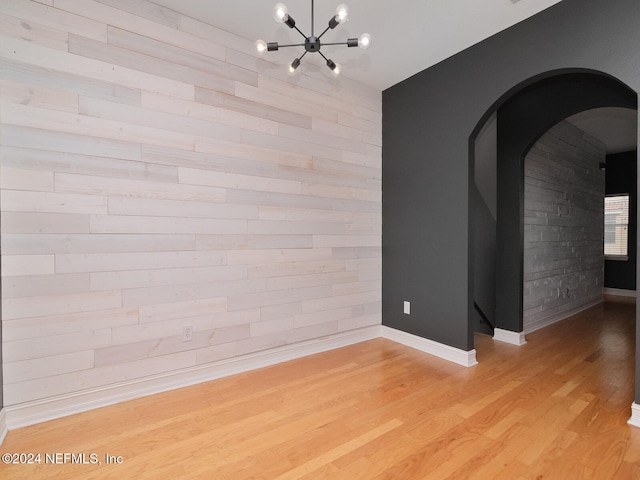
[255,1,371,75]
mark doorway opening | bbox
[470,69,637,340]
[522,109,637,332]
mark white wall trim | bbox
[0,409,7,446]
[524,298,603,334]
[381,326,478,367]
[5,326,381,430]
[493,328,527,346]
[628,403,640,428]
[4,325,482,431]
[604,287,636,298]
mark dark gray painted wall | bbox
[382,0,640,400]
[473,185,496,335]
[605,150,638,290]
[473,114,497,335]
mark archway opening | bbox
[494,70,637,334]
[470,69,637,340]
[469,70,637,343]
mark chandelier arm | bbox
[316,25,332,41]
[292,24,307,40]
[317,51,329,62]
[320,41,350,46]
[276,43,306,48]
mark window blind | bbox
[604,194,629,257]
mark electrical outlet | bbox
[182,324,193,342]
[403,301,410,315]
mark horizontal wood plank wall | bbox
[0,0,381,408]
[523,121,605,331]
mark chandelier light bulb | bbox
[358,33,371,49]
[273,3,289,23]
[335,4,349,23]
[255,39,268,55]
[326,59,341,76]
[289,58,301,74]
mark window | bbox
[604,194,629,259]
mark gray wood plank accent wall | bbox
[523,120,605,331]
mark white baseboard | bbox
[628,403,640,428]
[0,409,7,446]
[381,326,478,367]
[4,325,480,432]
[493,328,527,346]
[5,326,381,430]
[524,298,603,334]
[604,288,636,298]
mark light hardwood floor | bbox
[1,297,640,479]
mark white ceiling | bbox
[152,0,563,91]
[566,107,637,155]
[151,0,636,153]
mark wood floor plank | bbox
[1,297,640,479]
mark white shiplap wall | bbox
[0,0,381,411]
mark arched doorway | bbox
[471,69,638,337]
[495,70,636,333]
